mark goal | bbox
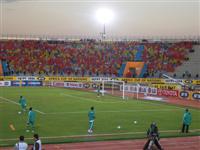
[120,83,158,100]
[97,80,125,99]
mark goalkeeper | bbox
[19,96,27,112]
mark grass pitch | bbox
[0,87,200,146]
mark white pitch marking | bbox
[0,96,45,114]
[60,92,180,108]
[60,93,124,104]
[45,108,181,115]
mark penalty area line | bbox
[60,93,128,104]
[0,96,45,115]
[0,129,200,142]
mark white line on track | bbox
[0,129,199,142]
[45,108,181,115]
[0,96,45,114]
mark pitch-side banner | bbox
[157,89,178,97]
[0,81,11,86]
[121,85,157,95]
[191,92,200,100]
[11,81,42,86]
[53,82,64,87]
[179,91,200,100]
[64,82,84,88]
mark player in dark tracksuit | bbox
[143,122,163,150]
[97,85,101,97]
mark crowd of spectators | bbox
[0,39,192,77]
[143,42,192,76]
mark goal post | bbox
[121,83,158,100]
[101,80,125,99]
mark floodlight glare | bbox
[96,8,114,24]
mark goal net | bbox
[120,83,158,100]
[99,81,157,100]
[96,80,125,99]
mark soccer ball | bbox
[18,111,21,114]
[88,129,93,134]
[117,125,121,129]
[134,121,137,124]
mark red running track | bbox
[2,136,200,150]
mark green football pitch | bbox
[0,87,200,146]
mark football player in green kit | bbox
[26,107,36,133]
[19,96,27,113]
[88,106,95,134]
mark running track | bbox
[2,136,200,150]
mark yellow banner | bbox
[182,79,200,85]
[0,76,17,81]
[44,77,90,81]
[151,84,180,90]
[118,78,165,84]
[0,76,199,85]
[192,80,200,85]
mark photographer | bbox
[143,122,163,150]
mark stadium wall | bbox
[0,76,200,85]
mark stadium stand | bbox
[169,45,200,78]
[0,40,194,77]
[0,60,3,76]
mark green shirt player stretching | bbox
[26,107,36,133]
[88,106,95,134]
[19,96,27,112]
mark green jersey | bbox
[88,110,95,121]
[28,110,36,122]
[19,97,26,107]
[183,112,192,125]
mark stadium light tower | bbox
[96,8,114,39]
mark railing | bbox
[0,34,199,42]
